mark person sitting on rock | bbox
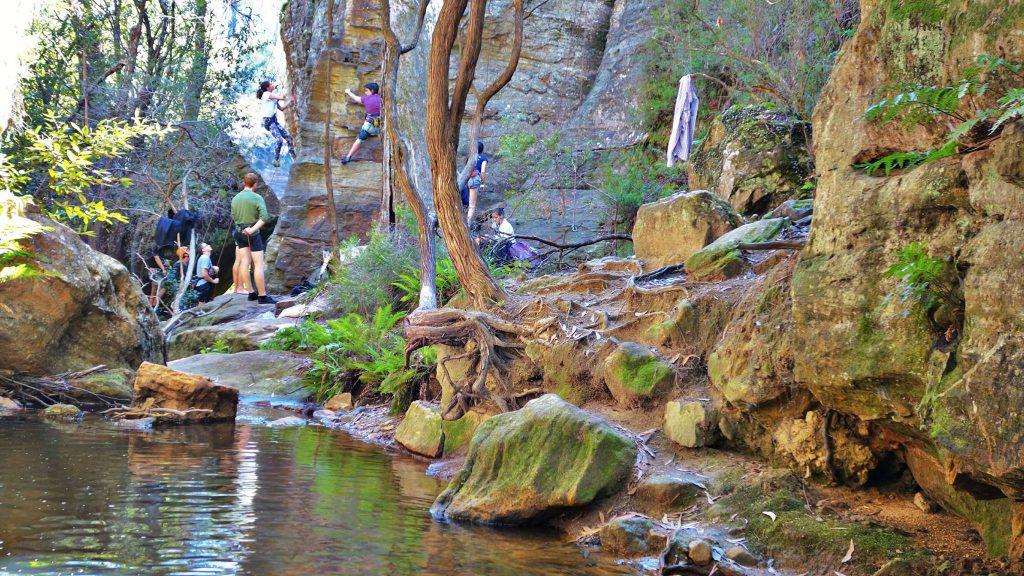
[466,141,489,224]
[257,80,296,168]
[340,82,381,165]
[231,173,277,305]
[195,242,220,304]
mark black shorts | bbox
[196,282,214,303]
[233,227,265,251]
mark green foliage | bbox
[200,337,233,355]
[328,227,419,317]
[0,190,52,283]
[645,0,859,142]
[393,253,461,309]
[1,113,167,234]
[264,307,436,413]
[859,55,1024,176]
[881,242,962,321]
[598,148,681,233]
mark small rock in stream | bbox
[43,404,82,422]
[268,416,307,428]
[0,397,22,410]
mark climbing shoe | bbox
[273,158,281,168]
[247,291,258,301]
[258,295,279,305]
[340,156,351,165]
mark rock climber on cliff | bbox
[257,80,296,168]
[340,82,381,165]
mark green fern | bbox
[859,55,1024,176]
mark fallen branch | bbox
[0,365,123,408]
[737,239,807,251]
[515,233,632,250]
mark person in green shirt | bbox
[231,173,277,304]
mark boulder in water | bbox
[395,401,444,458]
[431,394,636,524]
[598,516,662,557]
[131,362,238,422]
[43,403,81,421]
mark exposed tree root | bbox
[405,307,532,420]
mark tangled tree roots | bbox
[404,308,532,420]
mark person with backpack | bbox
[466,141,488,224]
[257,80,297,168]
[340,82,381,165]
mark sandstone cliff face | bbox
[267,0,655,292]
[791,0,1024,556]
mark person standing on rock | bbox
[195,242,219,304]
[231,173,277,305]
[257,80,297,168]
[340,82,381,165]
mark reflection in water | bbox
[0,412,636,575]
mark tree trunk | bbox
[322,0,340,254]
[182,0,209,122]
[456,0,524,188]
[380,0,436,309]
[426,0,506,308]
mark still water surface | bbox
[0,409,636,575]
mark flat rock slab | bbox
[167,317,295,360]
[169,350,311,402]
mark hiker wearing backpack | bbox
[231,173,277,305]
[340,82,381,165]
[466,141,488,224]
[257,80,297,168]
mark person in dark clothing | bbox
[340,82,381,164]
[466,141,488,224]
[146,244,176,307]
[257,80,296,168]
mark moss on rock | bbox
[685,218,790,281]
[431,394,636,524]
[602,342,675,407]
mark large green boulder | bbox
[602,342,674,407]
[688,105,813,216]
[684,218,789,281]
[431,394,636,524]
[632,190,742,268]
[395,401,444,458]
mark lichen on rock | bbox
[430,394,636,524]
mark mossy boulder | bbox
[664,400,718,448]
[688,105,813,216]
[43,404,82,421]
[632,190,742,268]
[431,394,637,524]
[685,218,790,282]
[633,472,705,515]
[602,342,675,407]
[395,401,444,458]
[66,367,134,406]
[442,410,488,456]
[598,516,663,557]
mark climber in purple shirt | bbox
[340,82,382,164]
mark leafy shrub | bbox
[644,0,859,147]
[263,306,436,413]
[327,226,419,317]
[598,148,681,233]
[200,337,232,354]
[392,252,461,309]
[858,55,1024,176]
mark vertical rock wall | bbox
[267,0,655,292]
[791,0,1024,557]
